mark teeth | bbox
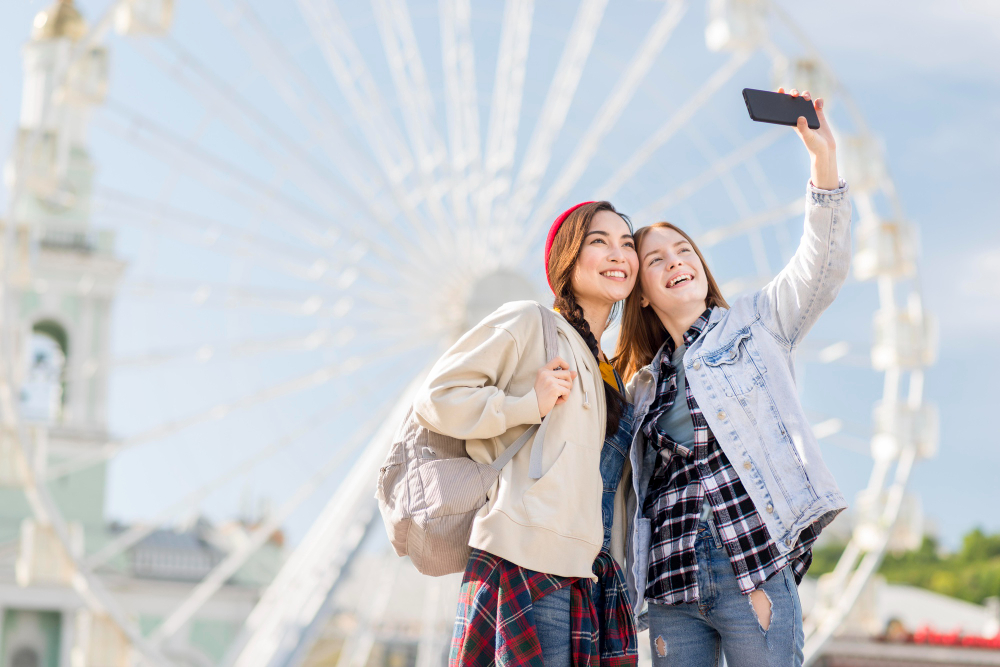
[603,270,626,278]
[669,274,692,287]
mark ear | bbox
[640,296,649,308]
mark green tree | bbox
[808,527,1000,605]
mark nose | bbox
[608,244,626,262]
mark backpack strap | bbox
[490,303,560,475]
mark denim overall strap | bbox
[600,368,632,551]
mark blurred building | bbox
[0,2,283,666]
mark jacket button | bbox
[717,411,726,421]
[743,461,752,470]
[785,538,793,547]
[766,503,774,513]
[693,360,702,370]
[730,349,737,359]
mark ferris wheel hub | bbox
[462,269,541,333]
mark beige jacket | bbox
[413,300,614,579]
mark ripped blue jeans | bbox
[646,521,804,667]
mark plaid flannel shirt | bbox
[451,549,637,667]
[641,309,820,605]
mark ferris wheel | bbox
[0,0,937,666]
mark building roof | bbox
[32,0,87,42]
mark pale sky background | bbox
[1,0,997,552]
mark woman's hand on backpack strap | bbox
[535,357,577,418]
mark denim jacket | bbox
[624,181,852,614]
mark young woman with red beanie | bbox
[413,202,641,666]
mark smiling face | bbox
[638,225,708,316]
[569,210,639,308]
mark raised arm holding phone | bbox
[613,88,851,667]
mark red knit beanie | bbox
[544,201,594,293]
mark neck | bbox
[653,300,707,350]
[575,296,613,359]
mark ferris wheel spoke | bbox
[201,0,446,255]
[514,0,688,258]
[476,0,535,235]
[439,0,483,226]
[95,192,384,288]
[83,367,397,571]
[128,38,427,259]
[601,51,754,208]
[120,279,367,319]
[695,196,804,248]
[503,0,608,232]
[94,108,405,269]
[370,0,458,241]
[146,389,403,647]
[111,326,359,370]
[636,125,783,221]
[293,0,413,184]
[288,0,455,251]
[44,335,430,481]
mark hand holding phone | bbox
[743,87,839,189]
[742,88,820,129]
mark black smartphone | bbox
[742,88,820,130]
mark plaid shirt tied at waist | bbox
[640,308,820,605]
[450,549,637,667]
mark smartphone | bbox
[742,88,820,130]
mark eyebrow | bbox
[585,230,634,240]
[641,240,690,263]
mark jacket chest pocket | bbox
[701,332,767,398]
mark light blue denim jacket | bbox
[624,181,852,615]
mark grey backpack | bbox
[376,303,559,576]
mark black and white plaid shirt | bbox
[641,309,820,604]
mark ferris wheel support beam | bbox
[503,0,608,239]
[439,0,483,228]
[513,0,687,261]
[83,366,395,569]
[803,444,918,664]
[476,0,535,237]
[45,336,427,481]
[147,390,403,647]
[224,370,431,667]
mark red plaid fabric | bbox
[450,549,637,667]
[640,309,822,605]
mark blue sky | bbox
[1,0,997,551]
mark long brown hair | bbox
[612,222,729,381]
[546,201,630,436]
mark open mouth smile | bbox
[667,273,694,288]
[601,270,628,282]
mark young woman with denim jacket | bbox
[415,202,641,666]
[612,89,851,666]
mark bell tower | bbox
[1,0,123,543]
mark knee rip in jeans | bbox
[654,635,668,657]
[749,589,772,632]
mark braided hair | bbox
[546,201,630,437]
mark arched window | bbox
[11,646,40,667]
[20,319,69,422]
